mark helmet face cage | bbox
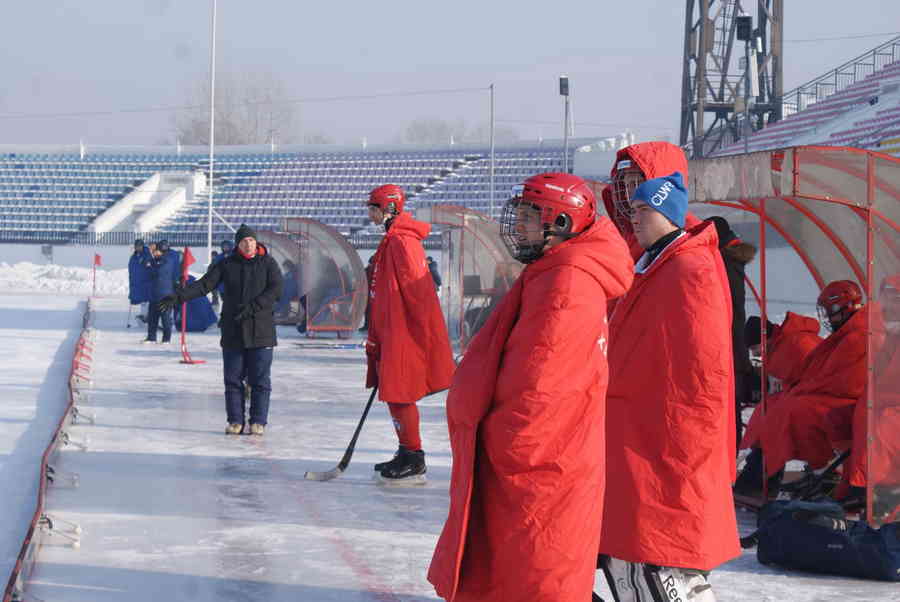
[611,164,646,230]
[500,197,549,264]
[368,185,404,215]
[817,303,837,333]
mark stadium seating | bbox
[0,144,570,244]
[713,58,900,157]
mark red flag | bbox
[93,253,102,266]
[182,246,196,282]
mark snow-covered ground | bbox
[0,293,84,589]
[3,262,898,601]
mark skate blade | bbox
[373,473,427,487]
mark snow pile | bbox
[0,262,130,296]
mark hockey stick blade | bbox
[305,387,377,482]
[304,466,344,481]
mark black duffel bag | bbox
[756,499,900,581]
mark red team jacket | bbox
[767,312,824,387]
[428,217,633,602]
[842,296,899,491]
[757,307,868,476]
[366,211,454,403]
[599,220,740,571]
[740,311,823,449]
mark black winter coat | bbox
[719,241,757,402]
[180,245,283,350]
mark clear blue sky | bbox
[1,0,898,145]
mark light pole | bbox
[560,76,570,173]
[489,83,495,220]
[206,0,218,266]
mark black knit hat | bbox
[234,224,258,246]
[708,216,737,248]
[744,316,775,347]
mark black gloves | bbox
[157,294,180,312]
[234,304,254,322]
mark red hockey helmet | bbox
[500,172,597,263]
[817,280,863,332]
[368,184,405,214]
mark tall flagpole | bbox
[206,0,218,266]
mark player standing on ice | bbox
[158,225,283,435]
[428,174,634,602]
[128,238,152,324]
[364,184,454,484]
[597,166,739,602]
[144,239,180,344]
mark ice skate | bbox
[375,449,426,486]
[141,338,157,344]
[374,445,406,472]
[225,423,243,435]
[248,423,264,436]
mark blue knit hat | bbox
[631,171,688,228]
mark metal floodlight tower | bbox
[680,0,783,158]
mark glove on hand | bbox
[234,304,254,322]
[157,295,179,312]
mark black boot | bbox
[374,446,406,472]
[734,448,764,496]
[377,448,426,484]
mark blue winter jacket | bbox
[173,276,218,332]
[150,249,181,301]
[128,247,152,304]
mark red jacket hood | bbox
[778,311,820,338]
[531,216,634,301]
[387,211,430,240]
[602,141,697,254]
[610,140,689,181]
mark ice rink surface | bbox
[0,290,895,601]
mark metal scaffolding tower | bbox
[680,0,783,157]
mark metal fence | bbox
[0,229,442,250]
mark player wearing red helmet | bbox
[364,184,454,484]
[817,279,863,332]
[744,280,868,500]
[429,173,634,601]
[499,172,597,263]
[597,167,739,602]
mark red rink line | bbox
[263,452,411,602]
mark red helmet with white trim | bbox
[500,172,597,263]
[368,184,405,214]
[817,280,863,332]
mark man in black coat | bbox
[159,224,283,435]
[708,216,758,455]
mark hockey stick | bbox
[293,342,364,350]
[305,387,377,482]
